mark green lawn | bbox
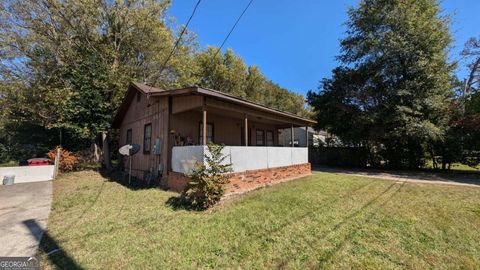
[39,171,480,269]
[424,160,479,172]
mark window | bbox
[143,123,152,154]
[266,130,274,146]
[199,123,214,144]
[256,129,265,146]
[126,129,132,145]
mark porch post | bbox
[305,126,309,147]
[291,124,294,147]
[244,114,248,146]
[202,97,207,145]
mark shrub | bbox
[181,143,232,210]
[47,146,79,172]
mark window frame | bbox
[126,129,132,145]
[143,123,152,154]
[198,122,214,144]
[266,130,274,146]
[256,129,265,146]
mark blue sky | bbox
[168,0,480,96]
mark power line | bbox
[210,0,254,63]
[151,0,202,87]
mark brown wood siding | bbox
[119,93,168,179]
[172,95,202,114]
[117,93,298,179]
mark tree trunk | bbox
[429,148,437,169]
[59,129,63,146]
[92,140,101,163]
[102,132,112,170]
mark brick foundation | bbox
[165,163,311,195]
[165,171,191,192]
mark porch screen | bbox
[199,123,214,144]
[256,130,265,146]
[266,131,274,146]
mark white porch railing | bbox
[172,146,308,174]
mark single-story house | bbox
[112,82,315,194]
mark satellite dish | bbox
[118,144,141,185]
[119,145,131,156]
[130,144,140,155]
[119,144,141,156]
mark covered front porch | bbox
[165,92,314,193]
[169,94,311,145]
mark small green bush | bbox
[181,143,232,210]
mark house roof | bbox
[112,82,315,128]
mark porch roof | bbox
[112,82,315,128]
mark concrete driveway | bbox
[0,181,52,256]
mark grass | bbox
[424,160,479,172]
[39,171,480,269]
[0,161,18,167]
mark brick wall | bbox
[165,172,191,192]
[226,163,311,195]
[165,163,311,195]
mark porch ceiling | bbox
[193,106,302,127]
[172,95,311,127]
[175,104,306,128]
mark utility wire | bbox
[150,0,202,88]
[210,0,254,63]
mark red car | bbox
[27,158,51,166]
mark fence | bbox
[309,146,369,167]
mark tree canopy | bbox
[307,0,455,168]
[194,47,307,115]
[0,0,309,163]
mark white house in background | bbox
[278,127,329,147]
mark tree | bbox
[0,0,311,165]
[194,47,308,116]
[455,37,480,168]
[307,0,455,169]
[181,143,232,210]
[195,47,248,98]
[462,37,480,96]
[0,0,197,164]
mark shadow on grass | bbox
[251,180,377,240]
[23,219,83,270]
[315,182,406,267]
[52,179,106,239]
[165,196,206,212]
[272,181,405,268]
[99,169,159,191]
[165,196,189,210]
